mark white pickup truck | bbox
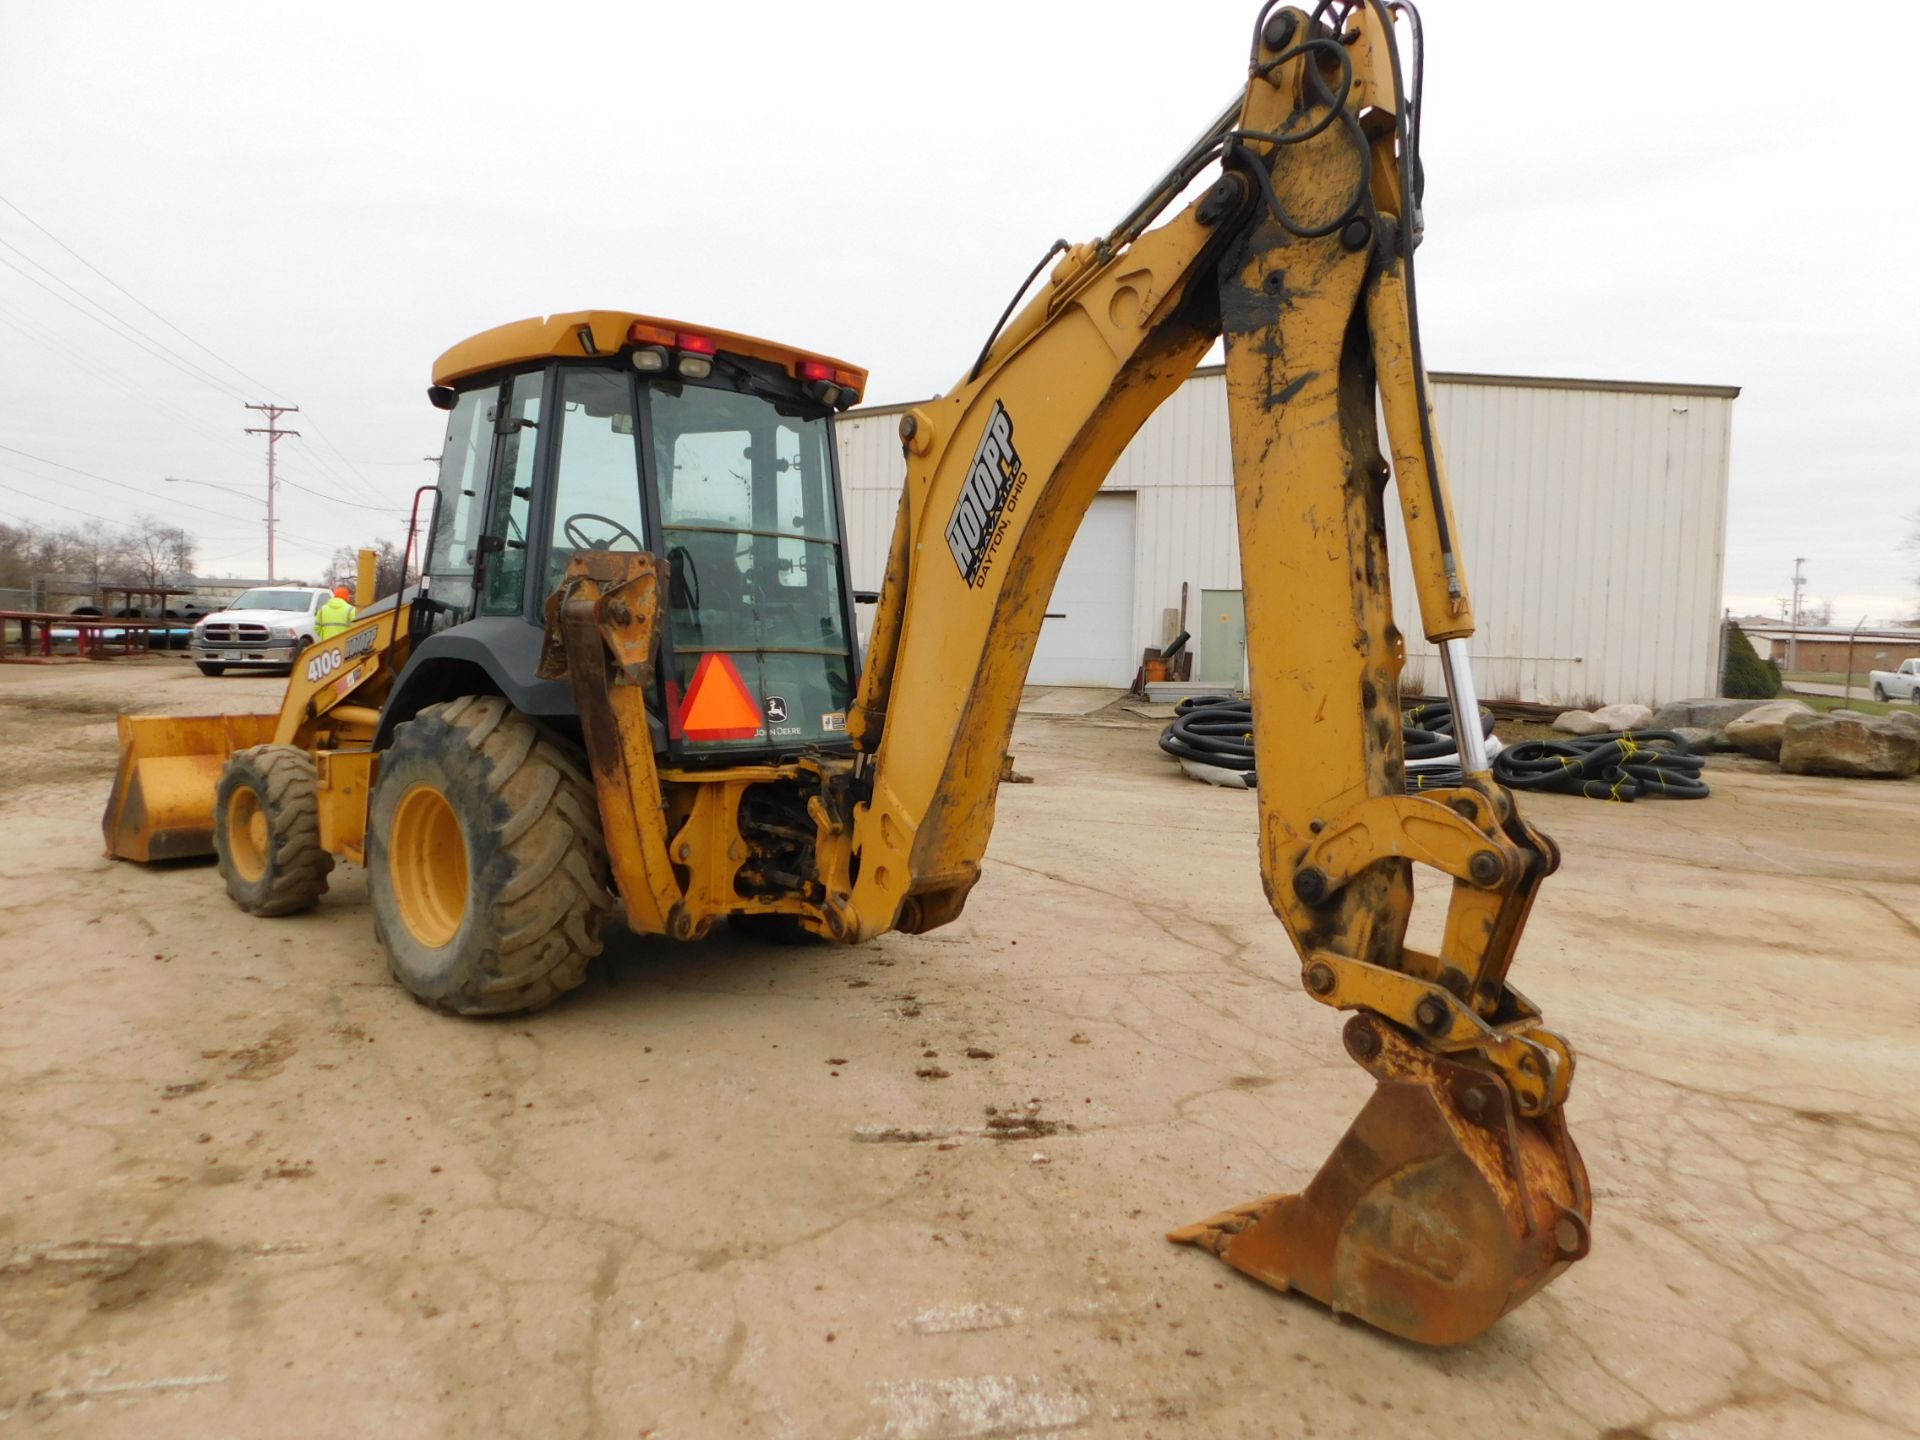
[190,586,332,676]
[1870,657,1920,703]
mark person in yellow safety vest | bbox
[316,586,357,640]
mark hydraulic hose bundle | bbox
[1159,694,1495,792]
[1159,698,1708,799]
[1491,731,1708,801]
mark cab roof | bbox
[431,309,868,394]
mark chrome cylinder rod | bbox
[1439,637,1490,776]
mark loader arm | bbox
[103,592,415,864]
[840,1,1589,1344]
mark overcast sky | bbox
[2,1,1914,620]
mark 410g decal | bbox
[304,624,377,684]
[945,401,1027,587]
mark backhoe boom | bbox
[840,1,1589,1343]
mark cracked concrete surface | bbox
[1,661,1917,1438]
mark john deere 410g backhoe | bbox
[105,1,1589,1345]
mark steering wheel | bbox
[668,544,700,610]
[562,512,644,552]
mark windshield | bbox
[230,589,314,612]
[645,380,854,752]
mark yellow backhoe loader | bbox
[104,1,1589,1345]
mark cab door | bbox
[477,369,547,617]
[423,382,501,619]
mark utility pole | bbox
[243,402,300,580]
[1788,557,1808,673]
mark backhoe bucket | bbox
[1171,1014,1590,1346]
[103,713,278,862]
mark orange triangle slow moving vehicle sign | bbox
[676,653,763,741]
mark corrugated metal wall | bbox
[835,369,1734,708]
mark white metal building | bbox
[835,368,1737,709]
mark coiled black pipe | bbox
[1159,695,1493,793]
[1159,694,1257,770]
[1491,731,1709,801]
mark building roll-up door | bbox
[1027,492,1136,687]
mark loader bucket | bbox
[1170,1013,1590,1346]
[103,713,279,862]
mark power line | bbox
[277,475,410,512]
[0,194,406,513]
[0,475,151,531]
[0,442,242,522]
[0,473,252,541]
[0,191,286,400]
[297,420,399,507]
[0,235,250,401]
[0,301,261,462]
[0,251,253,403]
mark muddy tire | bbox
[214,745,335,916]
[368,695,613,1016]
[197,662,226,676]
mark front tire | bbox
[214,745,334,916]
[368,695,614,1016]
[197,662,226,676]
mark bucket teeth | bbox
[1171,1014,1590,1346]
[1166,1197,1283,1257]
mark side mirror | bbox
[427,385,456,411]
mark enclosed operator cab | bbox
[412,311,867,761]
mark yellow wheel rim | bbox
[226,785,268,883]
[389,783,469,949]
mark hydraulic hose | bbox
[1491,731,1709,801]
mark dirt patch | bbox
[0,693,132,718]
[220,1023,300,1080]
[0,1238,228,1315]
[984,1103,1071,1140]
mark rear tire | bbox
[368,695,614,1016]
[197,662,226,676]
[213,745,334,916]
[1873,684,1887,702]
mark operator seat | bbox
[667,525,748,642]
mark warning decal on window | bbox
[676,653,763,741]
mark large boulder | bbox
[1650,698,1775,733]
[1881,710,1920,744]
[1670,726,1717,753]
[1722,699,1817,760]
[1779,711,1920,779]
[1552,709,1609,735]
[1592,702,1654,732]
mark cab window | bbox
[545,369,645,592]
[479,371,543,615]
[425,383,499,616]
[647,380,854,754]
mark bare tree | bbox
[120,514,197,590]
[326,539,406,600]
[0,522,39,591]
[56,521,131,592]
[1799,596,1834,628]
